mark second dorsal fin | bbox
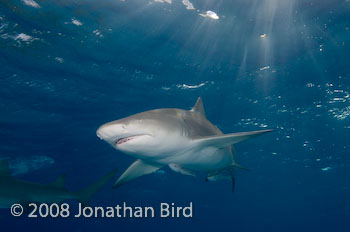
[50,175,66,188]
[191,97,206,118]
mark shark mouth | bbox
[115,135,146,145]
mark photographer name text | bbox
[11,202,193,219]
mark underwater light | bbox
[199,10,219,20]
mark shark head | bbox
[96,110,187,159]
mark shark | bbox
[97,97,272,191]
[0,159,117,208]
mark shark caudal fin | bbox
[75,168,117,205]
[194,129,273,148]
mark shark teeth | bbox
[116,137,134,145]
[116,135,145,145]
[116,134,150,145]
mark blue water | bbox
[1,0,350,231]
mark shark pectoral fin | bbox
[195,129,273,147]
[113,159,163,188]
[0,159,10,176]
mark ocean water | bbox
[1,0,349,231]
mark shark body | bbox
[0,160,117,208]
[97,97,272,190]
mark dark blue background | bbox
[1,0,349,231]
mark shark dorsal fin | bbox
[51,175,66,188]
[191,97,206,118]
[0,159,10,176]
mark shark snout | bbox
[96,126,104,140]
[96,122,132,144]
[96,124,113,141]
[96,131,103,140]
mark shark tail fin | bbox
[75,168,117,205]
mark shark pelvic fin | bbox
[191,97,206,118]
[195,129,273,148]
[169,164,195,176]
[232,162,250,171]
[50,175,66,188]
[0,159,10,176]
[113,159,163,188]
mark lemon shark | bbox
[97,97,272,191]
[0,160,117,208]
